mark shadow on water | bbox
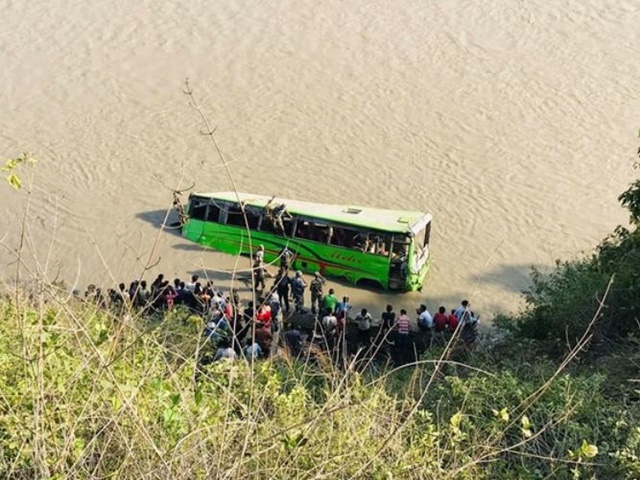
[136,209,183,238]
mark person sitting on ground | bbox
[309,271,325,314]
[460,311,480,351]
[244,340,263,360]
[433,306,449,332]
[454,299,470,320]
[214,338,238,362]
[448,309,459,333]
[416,304,434,332]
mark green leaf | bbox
[580,440,598,458]
[450,411,463,429]
[492,407,509,422]
[7,173,21,189]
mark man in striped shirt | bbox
[394,309,411,365]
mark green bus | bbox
[181,192,432,291]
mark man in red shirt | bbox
[448,309,459,333]
[433,306,448,332]
[254,323,274,357]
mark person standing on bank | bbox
[275,268,291,313]
[355,308,373,349]
[309,271,325,314]
[291,271,307,313]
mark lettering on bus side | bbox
[330,252,363,264]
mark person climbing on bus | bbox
[254,244,265,262]
[279,246,294,270]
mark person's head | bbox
[400,309,407,315]
[461,300,469,307]
[417,304,426,313]
[248,301,254,308]
[296,271,302,277]
[329,288,335,295]
[314,271,321,278]
[174,278,181,287]
[386,304,393,312]
[191,274,199,283]
[439,306,446,314]
[118,283,125,291]
[259,244,264,251]
[360,308,368,316]
[140,280,147,289]
[343,296,350,303]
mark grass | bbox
[0,282,634,479]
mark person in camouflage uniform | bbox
[309,271,325,314]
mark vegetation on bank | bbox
[1,148,639,479]
[0,290,637,479]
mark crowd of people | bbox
[80,245,480,366]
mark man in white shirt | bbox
[416,304,433,331]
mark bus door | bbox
[389,235,410,290]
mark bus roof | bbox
[192,191,432,234]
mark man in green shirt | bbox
[321,288,339,314]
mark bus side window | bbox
[391,235,410,259]
[225,204,245,227]
[330,227,363,250]
[189,198,208,220]
[206,202,221,222]
[282,217,295,237]
[375,235,391,256]
[245,208,261,230]
[295,221,309,240]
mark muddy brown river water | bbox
[1,0,639,318]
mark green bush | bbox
[0,292,637,479]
